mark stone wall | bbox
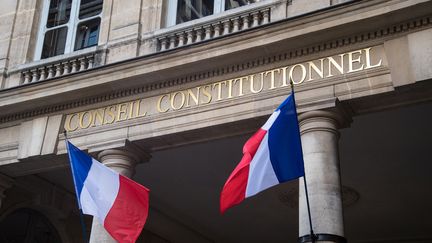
[0,0,356,89]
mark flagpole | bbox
[290,82,316,243]
[64,131,89,243]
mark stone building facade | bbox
[0,0,431,242]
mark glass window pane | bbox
[46,0,72,28]
[176,0,214,24]
[41,27,68,59]
[79,0,103,19]
[225,0,258,10]
[74,18,101,51]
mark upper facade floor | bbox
[0,0,354,89]
[0,0,431,132]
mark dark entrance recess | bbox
[0,208,62,243]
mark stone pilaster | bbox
[298,109,350,243]
[88,146,151,243]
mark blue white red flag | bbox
[66,141,149,243]
[220,93,305,213]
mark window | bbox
[36,0,103,60]
[166,0,259,26]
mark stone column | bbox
[298,110,350,243]
[89,147,150,243]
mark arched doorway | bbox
[0,208,62,243]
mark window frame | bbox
[165,0,265,27]
[35,0,102,61]
[166,0,227,27]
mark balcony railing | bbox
[155,7,271,52]
[19,49,106,85]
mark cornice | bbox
[0,8,430,124]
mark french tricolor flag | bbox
[66,141,149,243]
[220,93,305,213]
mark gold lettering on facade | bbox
[327,54,345,77]
[135,99,147,117]
[157,94,169,113]
[79,111,93,129]
[65,46,384,132]
[280,66,289,87]
[226,79,236,98]
[213,81,227,101]
[186,87,201,107]
[364,47,383,69]
[289,64,307,84]
[128,101,135,119]
[92,108,105,126]
[117,103,128,121]
[65,113,79,131]
[234,76,247,96]
[201,85,212,104]
[171,91,185,110]
[104,106,116,124]
[348,50,364,73]
[250,73,264,93]
[307,59,324,81]
[265,69,280,89]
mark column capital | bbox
[97,141,151,178]
[298,103,352,135]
